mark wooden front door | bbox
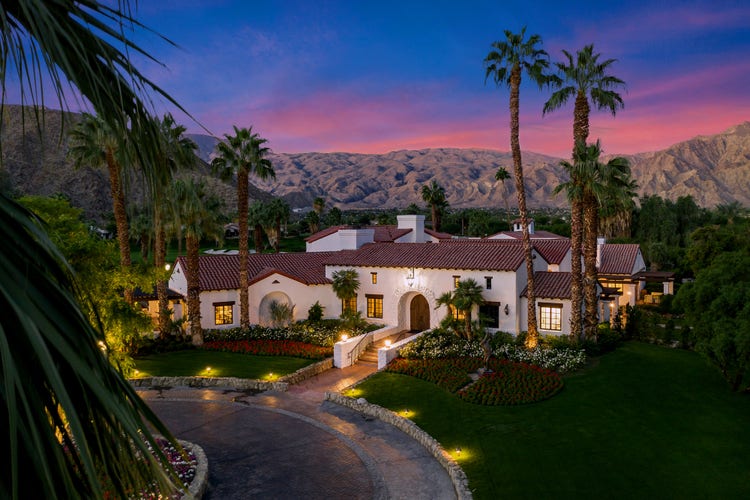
[409,295,429,332]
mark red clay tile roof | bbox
[425,228,453,240]
[305,225,412,243]
[487,230,566,240]
[176,252,336,291]
[598,244,641,275]
[522,272,572,299]
[325,240,530,272]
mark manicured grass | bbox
[133,350,315,380]
[351,342,750,499]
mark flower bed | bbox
[385,357,563,405]
[201,339,332,360]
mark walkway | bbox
[138,362,456,499]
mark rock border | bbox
[129,357,333,392]
[178,439,208,500]
[325,392,472,500]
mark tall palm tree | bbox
[494,166,513,230]
[421,180,448,232]
[485,26,550,347]
[544,44,625,341]
[263,198,291,253]
[212,126,276,329]
[559,141,634,340]
[0,1,188,497]
[332,269,360,317]
[152,114,198,335]
[170,177,223,345]
[68,113,135,301]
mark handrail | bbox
[347,330,374,365]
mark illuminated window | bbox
[539,303,562,331]
[449,305,466,321]
[453,275,460,288]
[371,272,378,284]
[366,295,383,318]
[342,296,357,314]
[214,302,234,325]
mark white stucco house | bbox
[167,215,657,343]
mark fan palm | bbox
[212,126,276,328]
[332,269,360,316]
[170,177,223,345]
[421,180,448,232]
[0,1,189,497]
[263,197,291,253]
[436,278,485,339]
[544,44,625,342]
[484,26,551,347]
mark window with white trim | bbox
[539,303,562,331]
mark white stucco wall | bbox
[520,297,572,338]
[249,275,338,325]
[198,289,241,330]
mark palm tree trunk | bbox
[509,64,538,346]
[237,168,250,329]
[570,198,584,342]
[275,218,281,252]
[583,193,600,340]
[186,235,203,345]
[574,90,590,145]
[105,149,132,303]
[254,223,264,253]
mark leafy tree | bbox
[313,196,325,217]
[675,252,750,391]
[544,44,625,341]
[0,1,187,496]
[421,179,449,232]
[436,278,486,339]
[324,206,343,226]
[332,269,360,317]
[485,26,551,346]
[305,209,321,234]
[212,126,276,328]
[263,198,291,252]
[170,178,223,345]
[686,224,750,276]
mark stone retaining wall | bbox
[130,357,333,392]
[325,392,472,500]
[178,440,208,500]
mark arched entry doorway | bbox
[409,295,430,332]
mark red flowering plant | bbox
[200,339,332,360]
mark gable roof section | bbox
[532,239,570,265]
[326,240,531,272]
[599,244,640,275]
[305,225,411,243]
[486,230,566,240]
[177,252,335,291]
[425,228,453,240]
[522,272,572,299]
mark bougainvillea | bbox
[200,339,332,360]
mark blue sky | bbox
[62,1,750,156]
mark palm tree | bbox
[0,1,188,497]
[494,166,513,230]
[152,114,198,335]
[212,126,276,329]
[421,180,448,232]
[436,278,485,339]
[544,44,625,341]
[170,177,223,345]
[332,269,360,317]
[559,141,634,340]
[485,27,550,347]
[263,198,291,253]
[313,196,326,218]
[248,200,267,253]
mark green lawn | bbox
[133,350,315,380]
[351,342,750,499]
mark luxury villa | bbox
[166,215,667,357]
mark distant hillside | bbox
[189,122,750,210]
[2,105,748,220]
[0,106,271,224]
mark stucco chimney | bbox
[596,236,606,269]
[512,218,534,234]
[397,214,425,243]
[339,228,375,249]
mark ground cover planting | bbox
[353,342,750,499]
[201,339,332,359]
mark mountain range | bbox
[1,104,748,223]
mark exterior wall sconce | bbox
[504,304,510,315]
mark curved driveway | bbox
[139,377,456,499]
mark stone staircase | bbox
[355,331,414,365]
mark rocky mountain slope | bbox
[2,104,748,220]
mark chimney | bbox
[397,214,425,243]
[512,218,534,234]
[596,237,606,269]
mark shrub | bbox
[307,301,324,322]
[399,328,484,359]
[201,339,332,359]
[494,344,586,374]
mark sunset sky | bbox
[89,1,750,157]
